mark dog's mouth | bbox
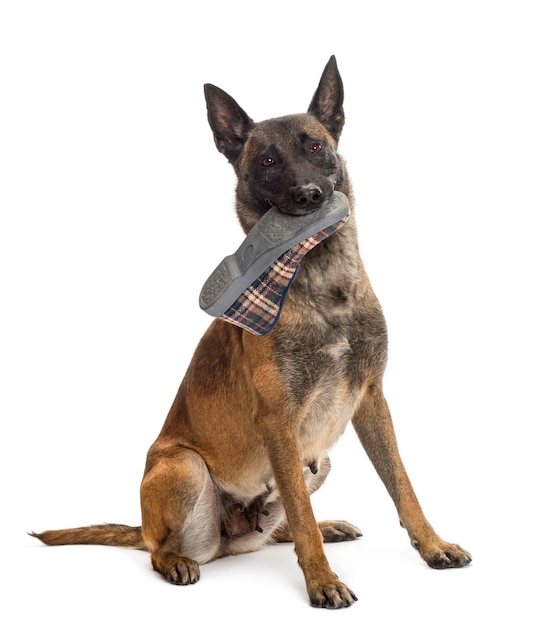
[267,182,336,217]
[277,204,321,217]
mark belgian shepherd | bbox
[32,56,471,609]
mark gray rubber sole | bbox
[199,191,351,317]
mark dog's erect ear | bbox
[308,55,345,140]
[204,84,254,164]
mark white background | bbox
[1,1,552,623]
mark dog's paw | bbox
[308,577,358,609]
[318,520,363,543]
[151,552,201,585]
[166,558,201,584]
[415,540,472,569]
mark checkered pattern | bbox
[221,216,349,335]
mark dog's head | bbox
[204,56,348,232]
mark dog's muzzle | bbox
[199,191,351,336]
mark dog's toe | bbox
[319,520,363,543]
[166,558,201,584]
[151,552,201,585]
[419,541,472,569]
[309,579,358,609]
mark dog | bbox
[32,56,471,609]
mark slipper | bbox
[199,191,351,335]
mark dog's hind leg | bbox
[140,443,221,584]
[273,456,362,544]
[274,520,362,543]
[352,386,471,569]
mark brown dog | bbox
[32,56,471,609]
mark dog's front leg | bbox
[352,386,471,569]
[256,412,357,609]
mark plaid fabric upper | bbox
[221,216,349,335]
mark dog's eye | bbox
[261,157,275,167]
[310,143,322,153]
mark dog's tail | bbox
[30,524,146,550]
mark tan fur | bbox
[31,56,470,609]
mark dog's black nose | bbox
[294,184,324,208]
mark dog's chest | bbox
[276,305,387,397]
[298,356,360,457]
[271,229,388,456]
[276,329,380,458]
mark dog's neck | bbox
[285,210,364,313]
